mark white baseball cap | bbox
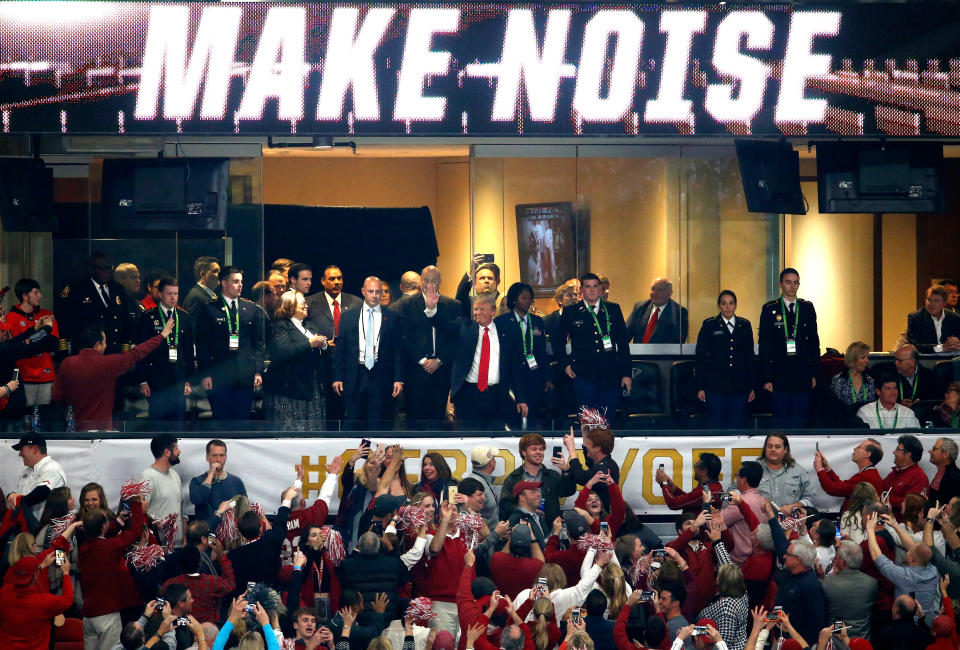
[470,445,498,466]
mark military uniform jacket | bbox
[694,315,755,395]
[758,297,820,392]
[195,297,267,388]
[555,300,631,388]
[54,276,132,354]
[135,306,195,390]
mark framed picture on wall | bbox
[515,202,585,296]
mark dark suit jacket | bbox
[390,292,461,371]
[182,283,217,315]
[134,306,195,390]
[758,297,820,392]
[264,319,324,401]
[626,298,689,344]
[54,276,132,354]
[450,320,526,405]
[227,505,290,594]
[333,306,404,395]
[493,311,551,388]
[555,300,631,388]
[906,308,960,353]
[929,463,960,505]
[896,365,940,403]
[195,297,267,388]
[695,315,755,395]
[305,291,363,339]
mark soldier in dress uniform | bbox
[554,272,632,420]
[135,276,194,422]
[54,251,132,356]
[758,268,820,429]
[694,290,756,429]
[194,266,267,421]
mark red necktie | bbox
[333,300,341,336]
[641,307,659,343]
[478,327,490,392]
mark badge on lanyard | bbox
[602,335,613,350]
[168,347,178,362]
[526,353,538,370]
[229,334,240,351]
[786,339,797,355]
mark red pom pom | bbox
[126,544,165,571]
[155,513,179,552]
[397,505,428,530]
[49,514,76,540]
[578,406,608,430]
[120,478,152,502]
[576,533,614,554]
[323,527,345,566]
[405,597,436,626]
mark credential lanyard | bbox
[519,315,533,356]
[587,301,611,338]
[780,297,799,341]
[848,374,866,403]
[221,298,239,335]
[165,309,179,347]
[876,401,898,429]
[899,374,919,402]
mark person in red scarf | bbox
[412,453,459,503]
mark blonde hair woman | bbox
[263,290,328,431]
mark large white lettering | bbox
[572,10,644,122]
[316,7,395,121]
[645,10,706,124]
[393,8,460,122]
[236,7,307,121]
[775,11,841,124]
[704,12,774,125]
[135,5,241,120]
[465,9,575,122]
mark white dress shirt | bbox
[857,400,921,429]
[91,278,110,307]
[931,311,946,352]
[466,321,500,385]
[647,303,662,325]
[723,315,736,332]
[325,292,342,318]
[358,304,382,364]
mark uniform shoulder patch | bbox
[60,285,71,298]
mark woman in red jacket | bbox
[574,472,626,535]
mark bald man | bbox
[626,277,689,344]
[399,271,421,296]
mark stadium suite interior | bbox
[0,138,958,357]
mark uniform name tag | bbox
[602,335,613,350]
[786,339,797,355]
[168,348,178,362]
[526,354,538,370]
[229,334,240,351]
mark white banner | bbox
[0,433,947,517]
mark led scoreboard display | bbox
[0,2,959,136]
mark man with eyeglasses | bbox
[881,434,930,512]
[54,251,133,356]
[892,344,939,408]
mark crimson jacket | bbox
[78,500,145,617]
[817,465,884,511]
[882,463,931,511]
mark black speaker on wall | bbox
[735,140,806,215]
[0,158,58,232]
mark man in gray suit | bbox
[626,277,689,344]
[823,541,878,640]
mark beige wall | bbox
[787,182,875,352]
[882,214,917,351]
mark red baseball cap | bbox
[512,481,541,497]
[848,639,873,650]
[695,618,718,648]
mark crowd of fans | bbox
[2,422,960,650]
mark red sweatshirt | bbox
[882,464,930,511]
[575,483,626,536]
[421,533,467,602]
[0,573,74,648]
[79,501,145,617]
[3,307,59,383]
[817,466,884,511]
[52,336,163,430]
[665,527,716,619]
[661,481,723,511]
[544,536,587,588]
[490,552,544,600]
[457,564,484,650]
[926,596,957,650]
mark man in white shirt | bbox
[858,375,921,429]
[907,285,960,354]
[332,276,404,429]
[7,436,66,520]
[140,434,183,537]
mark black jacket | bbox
[896,365,940,403]
[758,297,820,392]
[333,306,404,393]
[695,315,755,395]
[195,297,267,389]
[906,308,960,354]
[135,306,194,390]
[494,311,551,389]
[305,292,363,339]
[450,319,527,405]
[227,505,290,595]
[555,300,631,389]
[337,552,409,622]
[264,319,324,401]
[390,292,461,371]
[929,463,960,505]
[54,276,132,354]
[626,298,689,344]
